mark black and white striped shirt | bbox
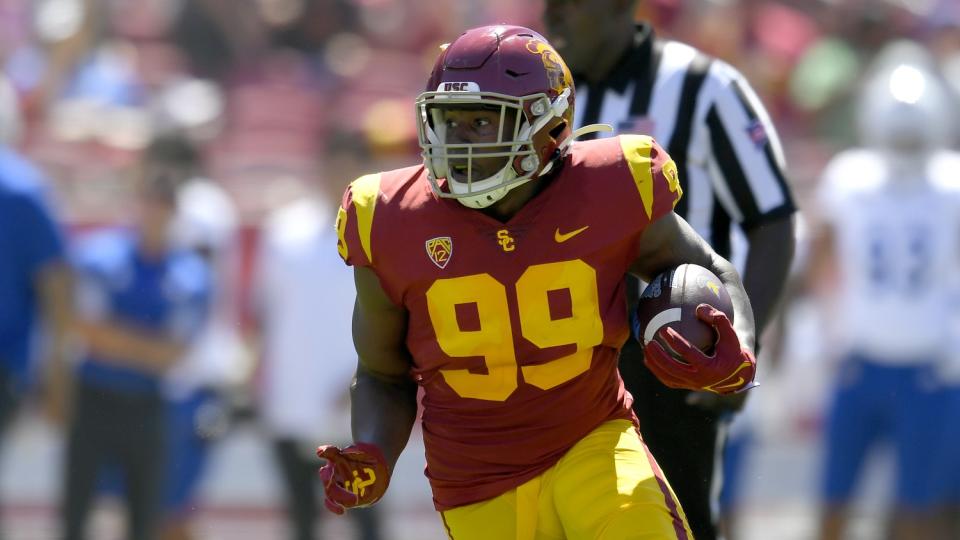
[573,24,795,262]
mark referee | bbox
[544,2,796,539]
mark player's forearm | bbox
[75,319,185,372]
[37,263,75,364]
[351,364,418,472]
[707,255,756,352]
[742,215,796,337]
[37,263,74,339]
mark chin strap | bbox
[558,123,614,152]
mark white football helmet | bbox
[856,41,955,158]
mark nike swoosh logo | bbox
[554,225,590,243]
[712,377,744,391]
[709,360,754,392]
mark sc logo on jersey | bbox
[497,229,515,252]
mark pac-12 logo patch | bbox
[425,236,453,269]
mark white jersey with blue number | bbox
[817,149,960,364]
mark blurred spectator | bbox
[62,135,212,540]
[170,0,257,82]
[162,136,247,540]
[251,134,382,540]
[807,41,960,540]
[0,73,72,537]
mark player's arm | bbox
[805,215,839,300]
[803,154,853,301]
[630,212,758,394]
[704,61,796,338]
[71,249,184,372]
[21,193,75,424]
[319,173,415,514]
[35,261,74,424]
[692,217,793,408]
[317,265,416,515]
[74,250,212,374]
[349,265,418,469]
[743,216,795,338]
[14,188,74,423]
[630,212,755,352]
[75,319,186,373]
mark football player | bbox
[809,41,960,540]
[321,25,758,538]
[63,137,213,540]
[0,75,73,535]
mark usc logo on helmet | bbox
[524,40,572,96]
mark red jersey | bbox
[336,135,682,510]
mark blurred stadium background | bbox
[1,0,960,538]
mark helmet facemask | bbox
[416,89,570,209]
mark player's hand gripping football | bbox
[644,304,757,394]
[317,442,390,515]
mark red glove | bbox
[317,442,390,515]
[644,304,757,394]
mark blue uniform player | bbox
[810,43,960,540]
[0,76,72,535]
[62,138,211,540]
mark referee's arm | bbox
[702,62,796,339]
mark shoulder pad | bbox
[336,173,382,267]
[618,134,683,221]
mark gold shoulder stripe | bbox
[351,173,381,264]
[335,206,349,260]
[619,134,657,219]
[661,157,682,208]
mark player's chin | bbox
[448,167,469,183]
[449,167,496,184]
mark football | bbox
[633,264,734,354]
